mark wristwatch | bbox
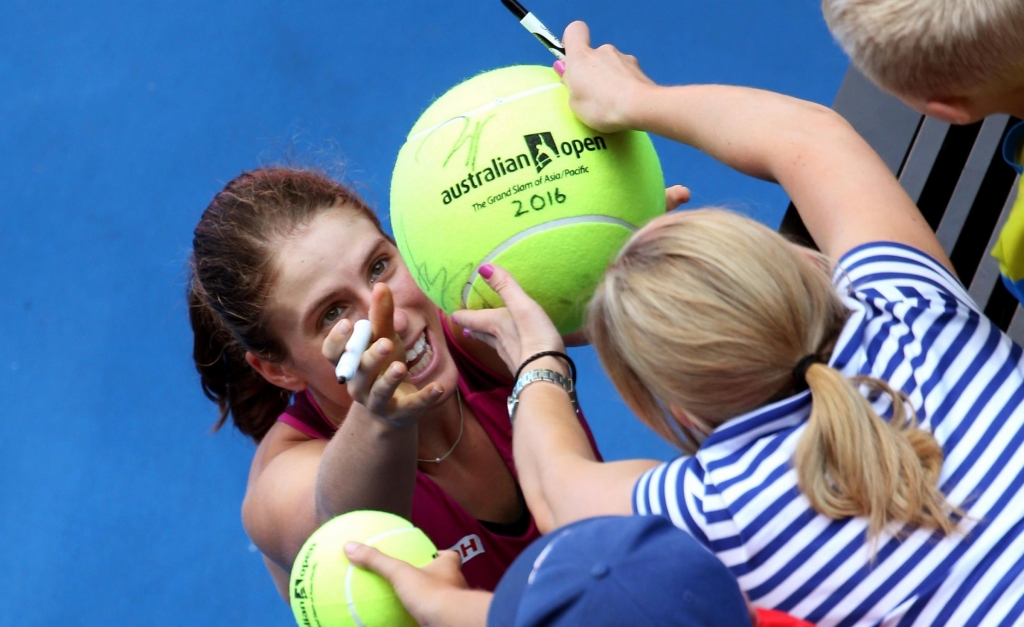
[507,368,579,422]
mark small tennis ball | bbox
[289,511,438,627]
[391,65,665,334]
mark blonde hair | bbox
[589,209,959,537]
[822,0,1024,99]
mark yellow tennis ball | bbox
[391,65,665,334]
[289,511,438,627]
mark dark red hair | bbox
[188,167,384,442]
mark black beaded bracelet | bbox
[515,350,577,384]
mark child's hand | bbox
[346,543,491,627]
[556,20,656,133]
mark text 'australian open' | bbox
[440,132,606,205]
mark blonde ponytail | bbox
[796,364,958,537]
[589,208,961,539]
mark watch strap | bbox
[507,368,579,422]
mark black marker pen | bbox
[501,0,565,59]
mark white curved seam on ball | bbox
[406,82,564,142]
[345,563,366,627]
[361,526,418,547]
[345,527,416,627]
[461,215,637,308]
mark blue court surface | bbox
[0,1,848,624]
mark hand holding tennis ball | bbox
[289,511,438,627]
[556,21,657,133]
[454,263,566,378]
[345,542,477,627]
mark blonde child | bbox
[823,0,1024,301]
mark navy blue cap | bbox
[487,516,753,627]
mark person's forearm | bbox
[423,589,492,627]
[626,83,911,259]
[512,357,599,532]
[628,84,841,183]
[315,405,418,523]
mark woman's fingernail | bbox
[463,328,472,339]
[390,363,403,377]
[479,264,494,279]
[345,542,360,555]
[553,60,565,76]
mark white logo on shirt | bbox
[448,534,485,563]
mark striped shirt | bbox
[633,242,1024,626]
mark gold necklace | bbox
[417,387,464,464]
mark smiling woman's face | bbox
[264,208,459,412]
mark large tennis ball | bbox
[289,511,438,627]
[391,65,665,334]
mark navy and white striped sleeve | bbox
[834,242,976,312]
[633,456,712,545]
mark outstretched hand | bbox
[322,283,443,427]
[555,20,656,133]
[453,265,565,376]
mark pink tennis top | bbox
[278,317,602,591]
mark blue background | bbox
[0,1,847,624]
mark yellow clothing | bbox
[991,121,1024,301]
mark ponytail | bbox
[590,209,962,541]
[796,363,959,537]
[188,274,289,442]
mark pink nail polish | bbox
[463,328,472,339]
[479,264,494,279]
[553,60,565,76]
